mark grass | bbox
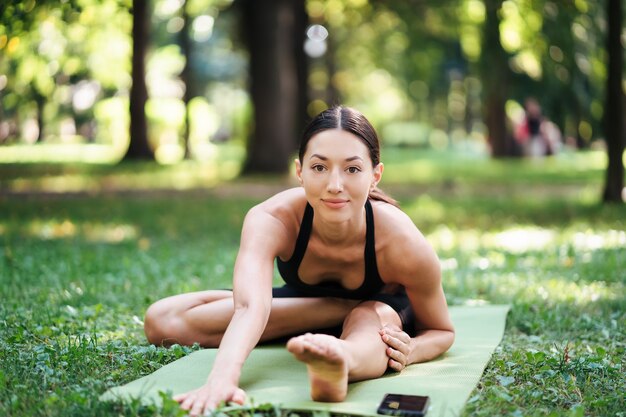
[0,148,625,416]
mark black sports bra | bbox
[276,199,385,299]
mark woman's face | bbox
[296,129,382,222]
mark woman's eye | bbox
[312,165,325,172]
[347,166,361,174]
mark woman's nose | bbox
[327,170,343,193]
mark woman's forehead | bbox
[305,129,370,159]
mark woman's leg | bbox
[144,290,358,347]
[286,301,402,402]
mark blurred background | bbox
[1,4,625,415]
[0,0,623,200]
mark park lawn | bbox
[0,149,624,417]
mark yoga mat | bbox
[102,305,509,416]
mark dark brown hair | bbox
[299,106,398,207]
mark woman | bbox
[144,106,455,417]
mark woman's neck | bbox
[311,207,367,246]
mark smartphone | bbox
[377,393,430,417]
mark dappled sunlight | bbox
[154,143,185,165]
[97,316,146,344]
[383,149,607,186]
[0,144,124,164]
[429,226,558,254]
[469,252,506,271]
[429,225,625,254]
[517,277,621,305]
[435,223,625,307]
[446,269,623,307]
[192,141,220,162]
[571,229,626,251]
[10,174,105,194]
[27,219,78,240]
[1,144,244,193]
[428,226,482,252]
[43,301,147,344]
[490,227,556,253]
[82,223,139,243]
[20,219,139,243]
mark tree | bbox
[179,0,195,159]
[293,1,310,139]
[241,0,306,174]
[479,0,512,157]
[2,0,134,145]
[0,0,82,144]
[124,0,154,160]
[602,0,624,203]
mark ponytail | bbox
[369,186,399,207]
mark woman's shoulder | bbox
[255,187,306,211]
[370,200,419,239]
[371,200,439,284]
[239,188,307,259]
[249,187,307,231]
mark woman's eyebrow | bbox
[345,156,364,162]
[309,154,363,162]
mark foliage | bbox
[0,0,81,36]
[1,151,625,416]
[1,0,131,145]
[307,0,612,144]
[1,0,616,152]
[0,0,246,160]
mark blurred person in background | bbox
[515,97,562,157]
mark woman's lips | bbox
[322,199,348,209]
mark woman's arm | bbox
[175,205,290,416]
[376,207,455,370]
[403,253,455,365]
[381,259,454,369]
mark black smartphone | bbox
[377,393,430,417]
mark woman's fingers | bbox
[383,333,409,353]
[232,388,247,405]
[179,394,196,410]
[387,345,406,362]
[381,328,410,351]
[380,325,410,371]
[173,384,247,416]
[172,392,187,402]
[387,357,404,371]
[386,345,407,368]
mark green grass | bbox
[0,149,625,416]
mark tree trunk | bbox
[325,30,341,106]
[480,0,510,158]
[180,0,194,159]
[242,0,303,174]
[602,0,624,203]
[124,0,154,160]
[293,0,309,141]
[35,92,45,143]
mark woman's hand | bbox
[173,380,246,417]
[379,325,412,371]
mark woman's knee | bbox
[144,294,231,347]
[144,300,174,345]
[343,301,402,329]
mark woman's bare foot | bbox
[286,333,349,402]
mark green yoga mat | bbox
[102,305,509,416]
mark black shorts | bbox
[272,285,416,337]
